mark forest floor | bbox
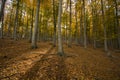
[0,38,120,80]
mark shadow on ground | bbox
[19,47,68,80]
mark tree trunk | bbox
[79,4,83,45]
[65,16,68,44]
[101,0,108,52]
[29,8,34,43]
[25,14,29,39]
[57,0,64,56]
[53,0,57,47]
[31,0,40,49]
[68,0,72,47]
[83,0,87,48]
[13,0,20,40]
[0,0,6,38]
[91,0,97,48]
[114,0,120,49]
[75,3,78,45]
[8,11,12,37]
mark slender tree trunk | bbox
[0,0,6,21]
[1,16,4,38]
[68,0,72,47]
[91,0,97,48]
[83,0,87,48]
[101,0,108,52]
[13,0,20,40]
[38,10,41,41]
[31,0,40,48]
[65,16,68,44]
[37,26,40,41]
[8,11,12,37]
[29,8,34,43]
[75,4,78,45]
[57,0,64,56]
[79,4,83,45]
[25,13,29,39]
[0,0,6,38]
[114,0,120,49]
[53,0,57,47]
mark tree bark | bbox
[0,0,6,38]
[101,0,108,52]
[13,0,20,40]
[29,8,34,43]
[83,0,87,48]
[75,3,78,45]
[68,0,72,47]
[91,0,97,48]
[53,0,57,47]
[114,0,120,49]
[57,0,64,56]
[31,0,40,48]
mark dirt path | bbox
[0,39,69,80]
[0,46,56,80]
[19,46,56,80]
[0,39,55,80]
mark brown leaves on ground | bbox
[0,39,120,80]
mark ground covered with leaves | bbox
[0,38,120,80]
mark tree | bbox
[13,0,20,40]
[57,0,64,56]
[101,0,108,52]
[79,0,83,45]
[75,2,78,44]
[68,0,72,47]
[29,8,34,43]
[83,0,87,48]
[114,0,120,48]
[31,0,40,49]
[52,0,57,47]
[91,0,97,48]
[0,0,7,38]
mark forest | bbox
[0,0,120,80]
